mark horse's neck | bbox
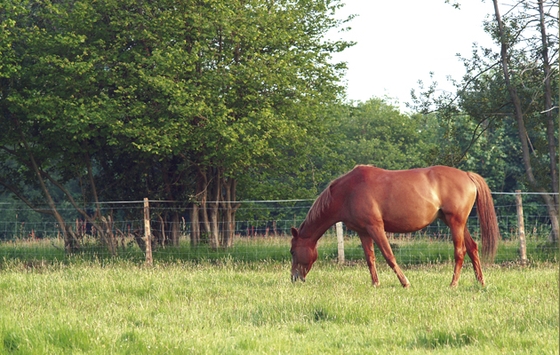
[300,184,342,241]
[299,215,339,242]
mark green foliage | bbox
[240,98,441,201]
[0,0,354,238]
[336,98,437,170]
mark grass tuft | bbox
[413,327,482,349]
[2,330,21,353]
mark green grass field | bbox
[0,261,558,353]
[0,236,558,354]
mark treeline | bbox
[0,0,557,251]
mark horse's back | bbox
[350,165,473,192]
[338,165,477,233]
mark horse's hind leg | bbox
[449,221,467,287]
[464,228,485,286]
[367,226,410,288]
[359,235,380,287]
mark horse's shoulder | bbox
[347,165,384,182]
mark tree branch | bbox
[0,178,54,215]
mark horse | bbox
[290,165,500,288]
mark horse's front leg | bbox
[363,224,410,288]
[359,235,380,287]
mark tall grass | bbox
[0,260,557,354]
[1,233,557,267]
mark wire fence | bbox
[0,192,557,265]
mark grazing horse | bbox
[290,165,500,287]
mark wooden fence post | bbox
[336,222,344,264]
[143,198,153,266]
[515,190,527,265]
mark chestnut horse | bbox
[290,165,500,287]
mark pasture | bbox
[0,237,558,354]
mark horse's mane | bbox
[305,182,333,225]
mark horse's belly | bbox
[383,220,433,233]
[382,209,439,233]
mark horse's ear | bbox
[291,227,299,239]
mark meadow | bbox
[0,236,558,354]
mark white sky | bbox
[328,0,496,110]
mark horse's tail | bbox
[467,172,500,263]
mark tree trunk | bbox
[193,166,240,248]
[535,0,559,243]
[15,120,79,252]
[197,167,212,244]
[100,216,117,256]
[85,151,101,219]
[537,0,558,204]
[220,177,238,248]
[492,0,558,242]
[157,213,166,246]
[208,167,221,249]
[190,203,200,246]
[170,212,180,247]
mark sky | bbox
[328,0,496,110]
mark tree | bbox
[239,97,442,214]
[489,0,558,241]
[179,0,353,247]
[0,1,114,252]
[336,98,438,170]
[0,0,353,250]
[411,0,558,242]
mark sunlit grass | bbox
[0,259,557,354]
[0,232,557,353]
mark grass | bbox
[1,233,557,266]
[0,235,557,354]
[0,260,557,354]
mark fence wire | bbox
[0,193,557,265]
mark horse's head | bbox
[290,227,318,282]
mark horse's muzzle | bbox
[291,270,305,283]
